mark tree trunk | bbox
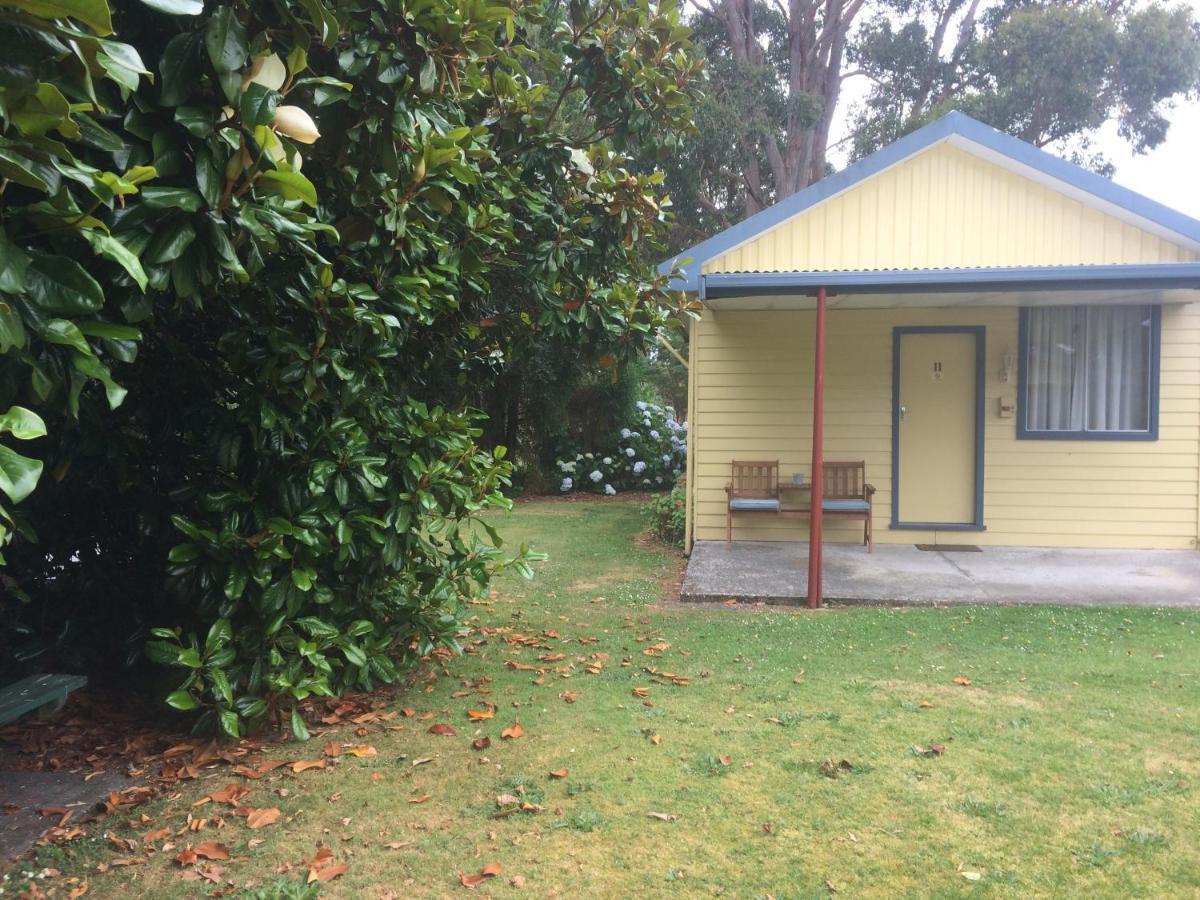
[709,0,866,201]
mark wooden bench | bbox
[0,674,88,725]
[725,459,875,551]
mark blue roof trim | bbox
[703,263,1200,298]
[662,111,1200,293]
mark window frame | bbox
[1016,304,1161,442]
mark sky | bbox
[1097,99,1200,220]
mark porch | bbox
[681,539,1200,607]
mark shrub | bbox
[0,0,701,734]
[554,402,686,496]
[646,475,687,545]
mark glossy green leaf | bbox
[24,253,103,315]
[290,707,310,741]
[0,445,44,504]
[11,0,112,34]
[256,168,317,206]
[0,407,47,441]
[205,5,248,73]
[240,82,282,127]
[43,319,93,355]
[83,232,148,291]
[165,689,198,711]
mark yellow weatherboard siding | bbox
[689,304,1200,550]
[703,143,1198,274]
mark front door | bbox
[893,327,984,528]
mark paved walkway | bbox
[681,540,1200,607]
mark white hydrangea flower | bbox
[604,484,616,496]
[649,430,660,440]
[633,461,646,474]
[656,475,664,483]
[636,401,648,411]
[642,478,652,486]
[620,428,631,439]
[625,447,635,458]
[590,470,603,482]
[661,454,671,465]
[603,457,612,465]
[560,477,573,492]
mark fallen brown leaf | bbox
[323,742,341,757]
[501,722,524,740]
[408,794,431,805]
[647,812,678,822]
[193,841,230,861]
[459,862,502,887]
[467,708,494,721]
[246,807,281,829]
[346,745,377,758]
[954,676,972,686]
[548,769,568,779]
[429,723,457,736]
[290,759,327,773]
[472,737,491,750]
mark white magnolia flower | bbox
[273,106,320,143]
[560,477,573,492]
[604,484,616,496]
[242,53,287,92]
[624,447,635,458]
[633,461,646,475]
[590,470,603,482]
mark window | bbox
[1018,305,1159,440]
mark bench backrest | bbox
[824,461,867,500]
[730,460,779,498]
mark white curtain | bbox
[1025,305,1151,433]
[1086,306,1151,432]
[1025,306,1086,431]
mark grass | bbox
[20,498,1200,898]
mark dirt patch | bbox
[1143,746,1200,776]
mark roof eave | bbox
[702,263,1200,299]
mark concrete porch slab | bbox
[681,540,1200,607]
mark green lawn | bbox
[25,498,1200,898]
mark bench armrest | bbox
[864,483,876,498]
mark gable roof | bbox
[661,111,1200,292]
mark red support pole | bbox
[807,286,827,609]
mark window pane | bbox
[1025,306,1086,432]
[1086,306,1151,432]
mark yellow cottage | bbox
[663,112,1200,558]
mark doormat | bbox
[915,544,981,552]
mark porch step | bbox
[0,674,88,725]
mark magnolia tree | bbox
[556,402,686,495]
[0,0,700,736]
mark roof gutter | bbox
[702,263,1200,299]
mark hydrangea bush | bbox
[556,402,686,495]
